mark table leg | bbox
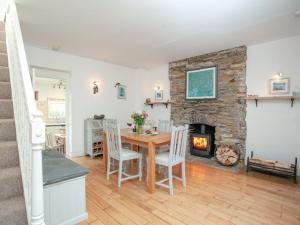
[102,132,107,173]
[147,142,156,193]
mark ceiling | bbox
[16,0,300,69]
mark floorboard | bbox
[73,156,300,225]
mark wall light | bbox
[154,85,161,91]
[274,72,283,79]
[93,81,99,94]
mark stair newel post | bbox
[31,112,45,225]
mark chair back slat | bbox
[169,125,189,163]
[104,120,122,159]
[158,120,173,133]
[104,118,117,127]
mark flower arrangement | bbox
[131,111,148,126]
[131,111,148,134]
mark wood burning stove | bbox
[190,124,215,158]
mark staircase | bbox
[0,22,28,224]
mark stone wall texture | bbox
[169,46,247,158]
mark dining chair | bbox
[157,120,173,150]
[105,122,143,187]
[157,120,173,133]
[103,118,117,127]
[46,132,64,154]
[156,119,173,174]
[155,124,189,195]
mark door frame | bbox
[31,66,73,157]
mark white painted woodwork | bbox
[44,176,88,225]
[4,0,45,224]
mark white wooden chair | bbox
[105,122,142,187]
[158,120,173,133]
[46,132,64,154]
[155,125,189,195]
[156,120,173,173]
[104,118,117,127]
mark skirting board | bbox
[58,212,88,225]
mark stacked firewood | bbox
[216,145,239,166]
[249,158,292,170]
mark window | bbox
[48,99,65,119]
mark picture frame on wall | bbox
[155,90,163,101]
[269,78,289,95]
[186,66,217,100]
[117,85,127,99]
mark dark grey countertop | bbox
[42,150,89,186]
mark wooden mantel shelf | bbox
[245,96,300,107]
[144,101,171,109]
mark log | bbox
[216,145,239,166]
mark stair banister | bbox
[4,0,45,224]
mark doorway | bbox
[31,67,72,156]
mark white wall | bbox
[0,0,8,22]
[135,65,171,125]
[25,45,137,156]
[35,80,66,124]
[25,35,300,167]
[135,35,300,172]
[246,35,300,170]
[35,81,66,101]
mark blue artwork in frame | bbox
[186,66,217,100]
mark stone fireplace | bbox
[169,46,247,159]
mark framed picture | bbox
[155,90,163,101]
[270,78,289,95]
[117,85,127,99]
[186,66,217,100]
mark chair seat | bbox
[111,149,141,160]
[156,152,170,166]
[156,152,184,166]
[157,145,169,152]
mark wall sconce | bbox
[93,81,99,94]
[154,85,161,91]
[274,72,283,79]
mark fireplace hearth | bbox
[190,124,215,158]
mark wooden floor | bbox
[73,156,300,225]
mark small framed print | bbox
[155,90,163,101]
[270,78,289,95]
[117,85,127,99]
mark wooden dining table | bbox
[102,128,172,193]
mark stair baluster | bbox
[4,0,45,224]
